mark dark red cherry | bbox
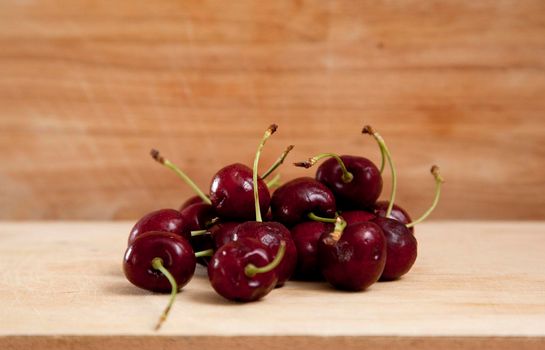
[318,221,386,291]
[208,237,280,302]
[315,155,382,210]
[234,221,296,287]
[341,210,375,226]
[374,201,413,233]
[128,209,188,245]
[123,231,196,293]
[209,163,271,221]
[291,221,332,280]
[271,177,336,227]
[180,195,205,211]
[209,222,241,249]
[180,202,216,266]
[372,217,417,280]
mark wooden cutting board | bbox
[1,221,544,349]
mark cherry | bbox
[290,221,333,280]
[209,221,241,249]
[341,210,375,226]
[295,154,382,210]
[374,201,412,232]
[318,219,386,291]
[179,202,217,266]
[372,217,417,280]
[123,231,211,329]
[270,177,336,227]
[180,195,204,210]
[128,209,188,245]
[208,238,285,302]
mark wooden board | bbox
[1,221,544,349]
[0,1,545,220]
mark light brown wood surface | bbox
[1,221,544,350]
[1,1,545,220]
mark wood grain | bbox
[0,1,544,220]
[1,221,545,349]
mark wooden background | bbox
[0,0,544,220]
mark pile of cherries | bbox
[122,124,443,330]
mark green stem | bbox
[151,257,178,331]
[265,173,281,190]
[190,230,209,237]
[253,125,278,222]
[294,153,353,183]
[150,149,212,205]
[362,125,396,218]
[261,145,294,180]
[322,217,347,245]
[194,249,214,258]
[308,212,337,224]
[379,145,386,174]
[244,241,286,277]
[406,165,444,228]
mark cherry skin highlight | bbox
[316,155,382,210]
[372,217,417,280]
[318,221,386,291]
[291,221,332,280]
[209,163,271,221]
[209,221,241,250]
[271,177,336,227]
[234,221,296,287]
[208,237,278,302]
[128,209,188,245]
[123,231,196,293]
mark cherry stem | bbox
[151,257,178,331]
[195,249,214,258]
[150,149,212,205]
[253,124,278,223]
[244,241,286,278]
[261,145,294,180]
[190,230,209,237]
[379,146,386,174]
[362,125,396,218]
[308,212,337,224]
[322,217,347,245]
[406,165,444,228]
[265,174,281,190]
[294,153,353,183]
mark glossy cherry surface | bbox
[234,221,296,287]
[316,155,382,210]
[209,163,270,221]
[180,195,205,211]
[180,202,216,265]
[271,177,336,227]
[372,217,417,280]
[291,221,332,280]
[318,221,386,291]
[209,222,241,249]
[341,210,375,226]
[208,237,278,302]
[128,209,187,245]
[374,201,413,233]
[123,231,196,293]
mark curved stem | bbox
[151,257,178,331]
[194,249,214,258]
[261,145,294,180]
[322,217,347,245]
[150,149,212,205]
[265,173,281,190]
[362,125,396,218]
[379,145,386,174]
[244,241,286,277]
[308,212,337,224]
[190,230,209,237]
[253,125,278,222]
[406,165,444,228]
[294,153,353,183]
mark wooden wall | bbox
[1,1,544,220]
